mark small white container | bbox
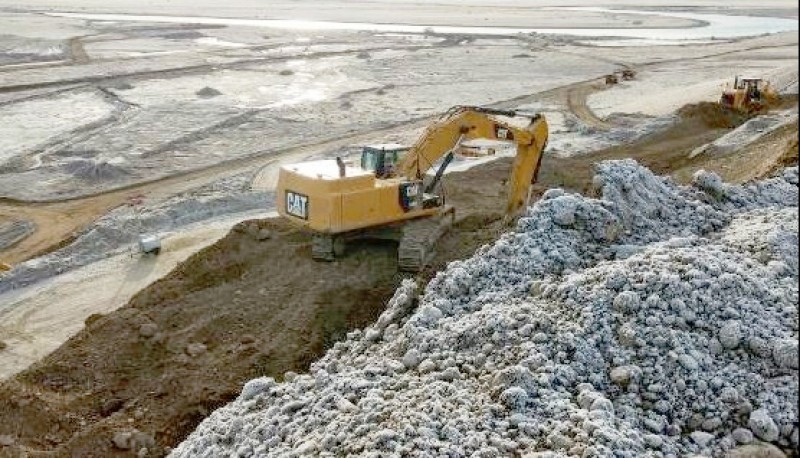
[138,235,161,255]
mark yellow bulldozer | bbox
[276,105,549,271]
[719,76,778,113]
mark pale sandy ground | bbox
[0,43,616,200]
[0,212,268,379]
[1,0,797,23]
[0,91,113,164]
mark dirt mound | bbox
[758,129,799,180]
[195,87,222,98]
[678,95,798,130]
[0,218,402,456]
[63,159,130,182]
[780,135,799,167]
[677,102,749,129]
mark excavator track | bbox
[398,206,455,272]
[312,234,345,261]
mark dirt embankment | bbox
[0,101,797,457]
[0,218,400,456]
[0,164,522,457]
[536,98,798,195]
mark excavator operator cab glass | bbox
[361,145,409,178]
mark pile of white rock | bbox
[174,160,798,457]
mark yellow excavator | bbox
[276,105,549,271]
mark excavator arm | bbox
[397,105,549,215]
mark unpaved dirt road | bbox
[0,98,795,457]
[566,82,616,130]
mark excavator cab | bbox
[361,144,409,178]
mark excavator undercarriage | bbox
[312,206,455,272]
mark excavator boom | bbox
[398,105,548,215]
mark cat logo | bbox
[286,191,309,219]
[495,125,514,140]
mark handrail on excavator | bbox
[443,105,541,122]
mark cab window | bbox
[361,149,379,171]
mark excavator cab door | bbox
[361,146,408,178]
[361,148,381,173]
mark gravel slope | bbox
[174,160,798,457]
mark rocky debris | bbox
[173,161,798,457]
[112,431,132,449]
[732,427,754,444]
[0,36,67,65]
[256,228,272,240]
[185,343,207,358]
[138,322,158,338]
[63,159,130,182]
[240,221,273,241]
[691,431,715,447]
[111,429,155,451]
[719,321,743,350]
[750,409,781,442]
[772,339,798,369]
[0,341,7,351]
[609,365,635,387]
[726,442,788,458]
[100,397,125,417]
